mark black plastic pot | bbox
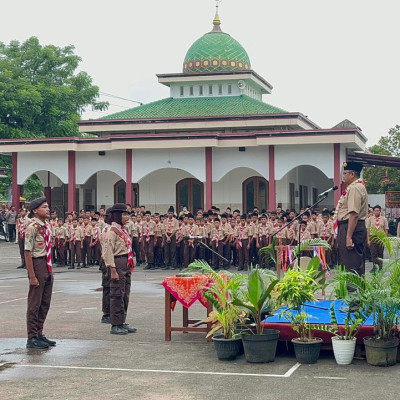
[241,329,280,363]
[292,337,322,364]
[363,336,399,367]
[212,334,242,360]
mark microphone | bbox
[318,185,338,198]
[184,235,204,239]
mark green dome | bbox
[183,27,251,74]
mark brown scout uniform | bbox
[25,217,54,340]
[52,225,68,266]
[366,215,389,269]
[70,226,84,266]
[163,217,179,268]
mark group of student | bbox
[14,202,389,273]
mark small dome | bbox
[183,14,251,74]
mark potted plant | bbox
[188,260,246,360]
[312,290,368,364]
[276,257,325,364]
[232,266,280,363]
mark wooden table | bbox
[162,275,213,341]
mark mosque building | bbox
[1,10,367,214]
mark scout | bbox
[69,218,84,269]
[162,206,179,270]
[90,218,101,266]
[82,217,93,267]
[235,214,251,271]
[16,208,30,269]
[366,205,388,270]
[53,219,68,267]
[140,211,156,270]
[25,197,56,349]
[182,213,200,268]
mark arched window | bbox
[176,178,204,214]
[242,177,268,213]
[114,180,139,206]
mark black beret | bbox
[168,206,174,212]
[343,161,363,174]
[28,196,47,211]
[109,203,128,213]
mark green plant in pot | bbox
[188,260,246,360]
[232,266,280,363]
[334,234,400,367]
[276,256,325,364]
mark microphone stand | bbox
[196,239,229,264]
[270,193,329,268]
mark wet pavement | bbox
[0,241,399,400]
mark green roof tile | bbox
[101,96,286,120]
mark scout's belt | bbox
[338,220,365,225]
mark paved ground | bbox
[0,241,399,400]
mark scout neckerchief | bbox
[57,228,62,250]
[72,228,77,245]
[145,221,150,243]
[375,216,381,229]
[167,218,172,234]
[110,223,134,271]
[188,224,194,247]
[19,217,26,239]
[44,224,53,273]
[237,225,244,249]
[92,226,99,245]
[215,228,219,248]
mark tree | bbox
[0,37,108,139]
[0,37,108,203]
[364,126,400,194]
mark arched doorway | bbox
[242,177,268,213]
[114,180,139,206]
[176,178,204,214]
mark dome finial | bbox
[212,0,222,32]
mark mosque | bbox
[1,9,367,215]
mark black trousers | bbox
[337,220,366,275]
[100,259,110,316]
[110,256,131,326]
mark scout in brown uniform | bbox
[153,213,164,269]
[318,211,334,266]
[210,218,225,270]
[366,205,388,270]
[182,213,200,268]
[162,206,179,270]
[16,208,30,269]
[257,214,270,268]
[235,215,251,271]
[90,218,102,266]
[53,219,68,267]
[220,213,233,269]
[99,209,111,324]
[81,217,93,267]
[25,197,56,349]
[140,211,156,270]
[131,214,143,266]
[103,203,136,335]
[69,218,84,269]
[336,162,368,275]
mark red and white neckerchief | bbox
[145,222,150,243]
[259,225,268,237]
[57,229,62,249]
[188,225,194,247]
[215,231,219,247]
[167,218,172,233]
[44,224,53,273]
[92,227,99,245]
[72,229,77,245]
[120,226,134,271]
[237,226,244,249]
[19,218,26,239]
[375,217,381,229]
[301,230,307,243]
[322,224,328,238]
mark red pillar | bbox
[125,149,133,205]
[44,187,52,207]
[68,151,76,212]
[333,144,341,205]
[12,152,19,209]
[205,147,213,210]
[268,145,276,211]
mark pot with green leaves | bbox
[276,257,326,364]
[232,267,280,363]
[334,231,400,367]
[188,260,246,361]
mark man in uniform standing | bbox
[366,205,388,270]
[25,197,56,349]
[336,162,368,275]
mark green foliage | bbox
[188,260,246,339]
[232,266,278,335]
[276,260,323,341]
[23,174,44,201]
[0,36,108,139]
[364,125,400,193]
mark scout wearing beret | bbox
[335,161,368,275]
[25,197,56,349]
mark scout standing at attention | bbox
[104,203,136,335]
[25,197,56,349]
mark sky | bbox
[2,0,399,146]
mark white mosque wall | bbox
[18,152,68,184]
[275,144,334,180]
[96,171,122,209]
[277,165,334,211]
[132,149,205,183]
[139,168,194,214]
[76,150,126,185]
[212,147,269,182]
[212,167,262,213]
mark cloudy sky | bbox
[2,0,399,146]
